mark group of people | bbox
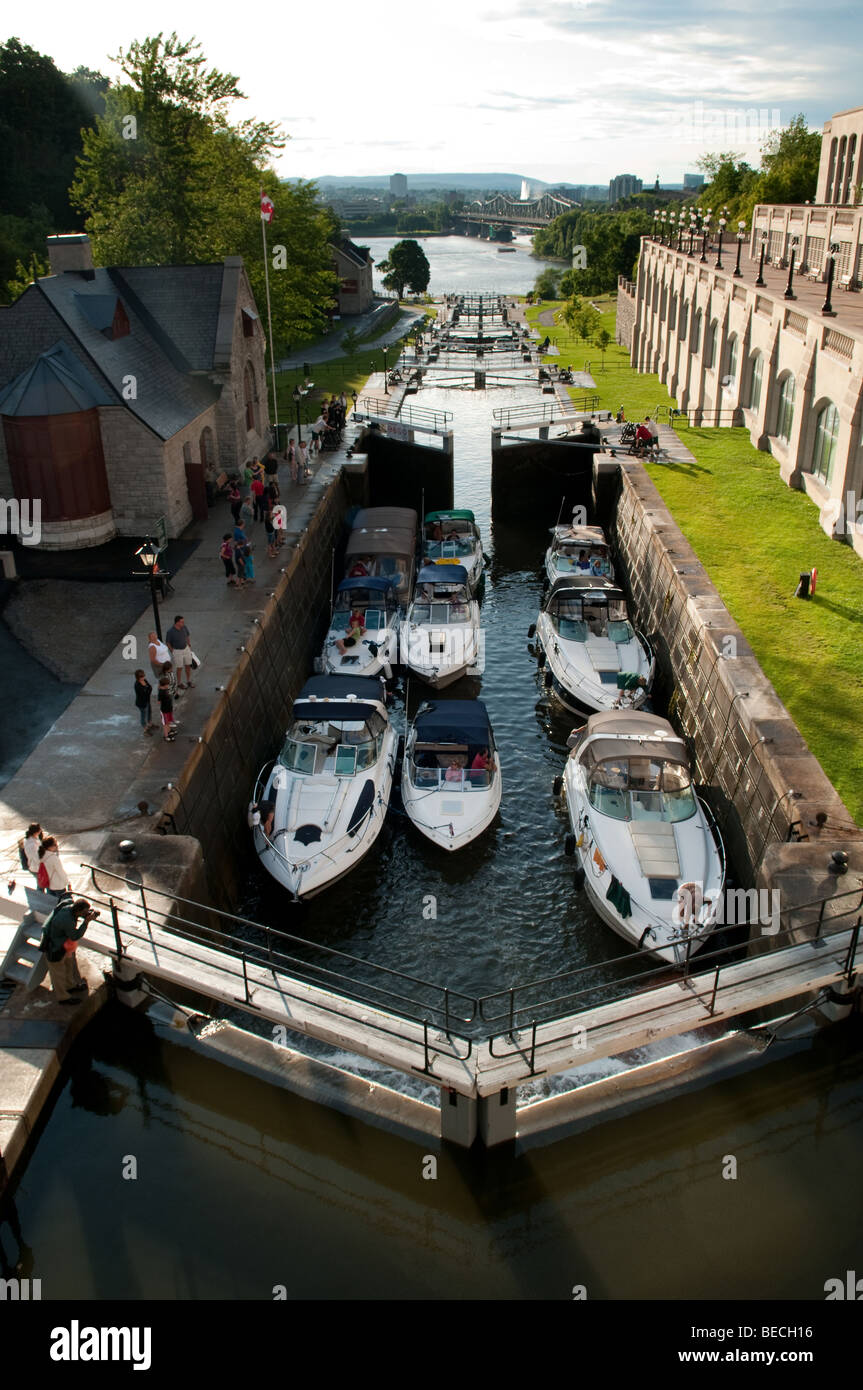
[140,619,194,740]
[634,416,661,458]
[19,823,98,1005]
[224,453,284,583]
[310,393,347,455]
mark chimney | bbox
[46,234,95,279]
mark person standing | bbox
[134,670,156,734]
[41,897,99,1004]
[264,450,280,483]
[243,542,256,584]
[37,837,71,901]
[22,823,44,877]
[234,539,247,586]
[166,615,193,693]
[298,438,310,480]
[250,472,265,522]
[148,631,172,683]
[158,678,178,740]
[228,481,242,524]
[240,493,254,529]
[221,534,239,586]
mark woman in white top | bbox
[148,631,172,683]
[38,837,71,899]
[23,822,44,875]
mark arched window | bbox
[706,320,718,369]
[812,402,840,485]
[199,426,215,469]
[243,362,259,433]
[725,334,739,381]
[691,309,702,354]
[748,353,764,411]
[776,373,795,440]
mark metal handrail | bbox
[356,396,452,431]
[81,862,477,1024]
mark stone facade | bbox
[615,276,636,349]
[816,105,863,205]
[630,238,863,557]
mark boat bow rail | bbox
[73,866,861,1096]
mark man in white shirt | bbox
[148,631,172,683]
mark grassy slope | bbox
[526,298,863,824]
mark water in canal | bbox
[362,232,561,296]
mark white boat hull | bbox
[536,614,653,715]
[561,762,724,966]
[255,730,398,899]
[321,623,397,680]
[402,770,501,850]
[400,612,481,688]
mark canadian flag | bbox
[260,191,274,224]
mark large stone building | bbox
[0,234,271,548]
[623,105,863,558]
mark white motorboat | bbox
[320,577,399,680]
[250,675,397,900]
[531,575,654,716]
[544,523,614,588]
[402,699,501,851]
[399,565,481,689]
[421,509,486,595]
[557,711,725,966]
[344,512,417,610]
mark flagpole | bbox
[260,186,279,432]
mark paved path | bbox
[278,304,427,371]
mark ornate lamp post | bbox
[676,212,684,252]
[292,382,309,445]
[715,207,728,270]
[784,234,800,300]
[135,538,162,641]
[653,209,660,241]
[700,212,711,263]
[688,214,697,255]
[821,241,841,316]
[755,230,768,286]
[733,220,746,277]
[660,210,667,245]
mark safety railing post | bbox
[109,897,124,960]
[844,917,861,985]
[708,962,721,1015]
[815,897,827,944]
[508,988,515,1037]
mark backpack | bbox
[37,860,50,890]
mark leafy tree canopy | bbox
[378,239,430,297]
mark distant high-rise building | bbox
[390,173,408,198]
[683,173,706,190]
[609,174,643,204]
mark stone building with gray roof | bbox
[0,234,270,548]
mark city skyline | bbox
[8,0,863,185]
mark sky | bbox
[10,1,863,184]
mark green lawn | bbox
[527,298,863,825]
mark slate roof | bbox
[332,238,372,268]
[0,341,114,416]
[35,267,224,439]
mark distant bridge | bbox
[460,192,580,229]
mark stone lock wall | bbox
[615,277,637,350]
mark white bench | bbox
[839,274,854,291]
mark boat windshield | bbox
[410,742,494,789]
[410,597,470,624]
[331,604,388,632]
[279,716,383,776]
[425,536,477,559]
[550,592,631,642]
[587,756,696,822]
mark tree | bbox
[70,33,336,348]
[596,328,611,370]
[756,113,821,206]
[341,327,360,355]
[378,239,430,297]
[533,267,559,300]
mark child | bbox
[158,677,179,741]
[134,669,156,734]
[234,539,247,586]
[243,542,256,583]
[265,510,277,559]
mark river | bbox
[360,233,560,296]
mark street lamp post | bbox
[135,538,162,641]
[700,214,711,263]
[755,230,768,286]
[292,383,308,445]
[821,241,841,316]
[733,220,746,277]
[715,210,728,270]
[653,209,660,241]
[784,234,799,300]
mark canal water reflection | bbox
[3,1003,861,1300]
